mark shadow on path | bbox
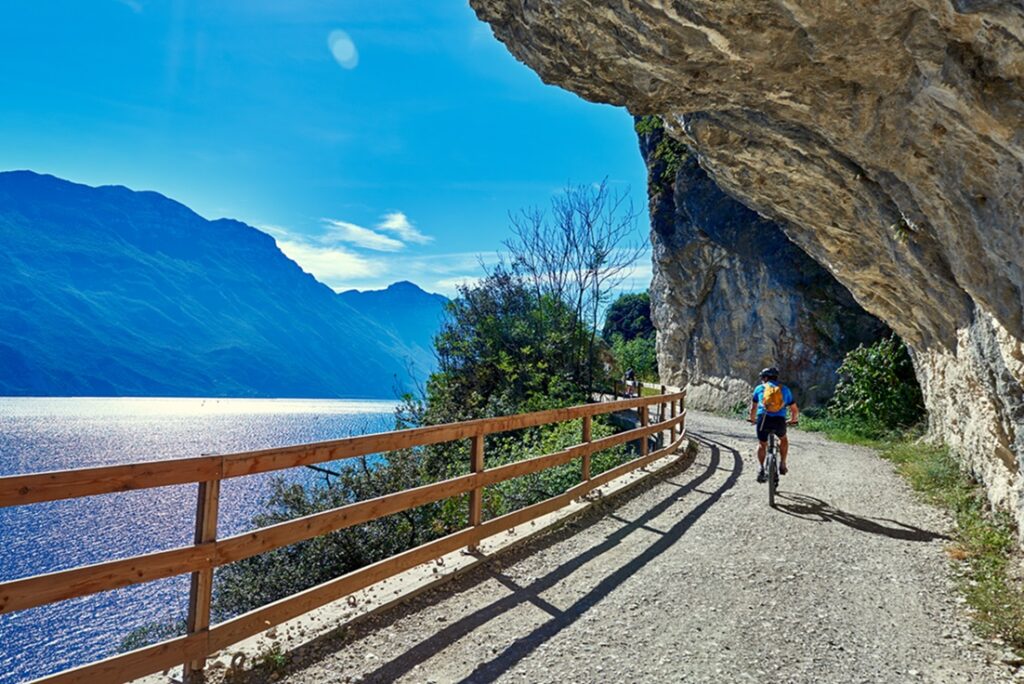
[346,432,739,683]
[773,492,950,542]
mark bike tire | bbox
[767,435,778,507]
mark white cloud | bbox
[276,239,381,284]
[377,211,433,245]
[328,30,359,70]
[322,219,405,252]
[433,275,482,294]
[262,216,503,295]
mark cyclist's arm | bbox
[748,399,758,423]
[788,402,800,424]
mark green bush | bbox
[212,447,456,620]
[634,115,689,188]
[118,618,185,653]
[827,334,924,433]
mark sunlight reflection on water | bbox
[0,397,397,683]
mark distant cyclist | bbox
[748,366,799,482]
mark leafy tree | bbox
[603,292,654,342]
[610,335,658,382]
[420,264,593,427]
[504,180,645,394]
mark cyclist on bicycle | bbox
[748,366,799,483]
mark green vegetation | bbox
[822,333,925,434]
[603,292,654,342]
[604,292,658,383]
[122,184,653,654]
[118,618,186,653]
[802,336,1024,652]
[611,335,658,383]
[255,642,289,675]
[418,266,596,424]
[634,115,689,182]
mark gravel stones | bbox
[276,413,1013,683]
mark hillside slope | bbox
[339,281,447,373]
[0,171,437,398]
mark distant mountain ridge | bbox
[339,281,448,367]
[0,170,448,398]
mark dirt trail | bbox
[279,411,1015,683]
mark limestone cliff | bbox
[640,118,888,410]
[471,1,1024,525]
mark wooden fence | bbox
[0,391,686,684]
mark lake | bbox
[0,397,398,684]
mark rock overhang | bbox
[471,0,1024,527]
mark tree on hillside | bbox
[603,292,658,382]
[603,292,654,341]
[421,264,595,426]
[503,180,646,394]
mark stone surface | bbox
[470,0,1024,528]
[640,119,888,410]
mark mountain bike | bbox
[750,416,798,507]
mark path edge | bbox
[137,438,698,683]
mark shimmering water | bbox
[0,397,397,684]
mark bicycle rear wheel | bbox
[767,435,778,507]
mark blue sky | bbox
[0,1,652,295]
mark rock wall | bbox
[471,1,1024,525]
[640,120,888,411]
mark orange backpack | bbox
[762,383,785,413]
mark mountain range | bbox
[0,171,447,398]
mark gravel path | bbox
[279,411,1015,683]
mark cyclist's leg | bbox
[777,419,789,472]
[755,417,769,480]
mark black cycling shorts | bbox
[755,415,787,442]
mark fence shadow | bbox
[313,432,740,683]
[773,491,950,542]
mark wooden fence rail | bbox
[1,391,686,684]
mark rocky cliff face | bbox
[640,119,888,410]
[471,1,1024,524]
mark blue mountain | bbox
[339,281,448,368]
[0,171,446,398]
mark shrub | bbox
[118,618,186,653]
[827,334,925,433]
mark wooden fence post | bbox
[582,415,592,482]
[183,478,220,683]
[670,395,678,441]
[468,434,485,550]
[639,402,649,457]
[660,386,667,449]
